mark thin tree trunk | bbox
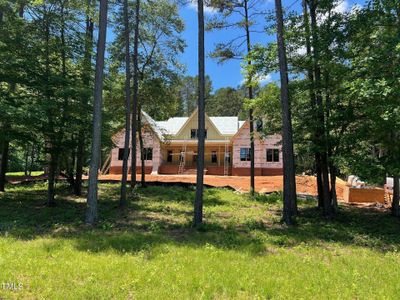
[24,147,29,176]
[29,144,35,176]
[67,148,76,188]
[244,0,255,196]
[74,133,84,195]
[0,140,9,192]
[130,0,140,189]
[138,105,146,187]
[86,0,108,225]
[47,149,57,206]
[120,0,131,206]
[275,0,297,224]
[194,0,205,227]
[302,0,323,208]
[392,176,400,217]
[75,0,94,196]
[309,0,331,216]
[44,11,57,207]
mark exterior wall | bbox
[110,126,162,174]
[232,122,283,170]
[110,115,283,176]
[174,113,225,140]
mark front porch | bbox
[159,144,232,175]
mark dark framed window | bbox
[267,149,280,162]
[190,129,207,139]
[118,148,129,160]
[144,148,153,161]
[211,151,218,163]
[240,148,251,161]
[167,150,173,162]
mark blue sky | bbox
[178,0,366,91]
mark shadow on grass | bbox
[1,182,400,256]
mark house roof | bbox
[112,110,246,146]
[156,117,188,135]
[155,112,244,137]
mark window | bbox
[211,151,218,163]
[240,148,251,161]
[190,129,207,139]
[143,148,153,161]
[267,149,280,162]
[118,148,129,161]
[167,150,173,163]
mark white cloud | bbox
[296,46,307,56]
[334,0,350,14]
[318,0,350,23]
[240,73,273,86]
[259,74,272,85]
[188,1,218,14]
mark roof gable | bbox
[173,108,227,139]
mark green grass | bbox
[5,171,44,177]
[0,183,400,299]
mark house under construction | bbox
[108,109,283,176]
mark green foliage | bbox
[206,87,245,117]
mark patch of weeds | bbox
[244,219,266,230]
[254,192,282,204]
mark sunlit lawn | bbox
[0,182,399,299]
[5,171,44,177]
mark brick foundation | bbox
[159,165,180,174]
[109,166,153,175]
[110,165,283,176]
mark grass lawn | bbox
[0,183,400,299]
[5,171,44,177]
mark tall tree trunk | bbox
[74,0,94,196]
[392,176,400,217]
[86,0,108,225]
[302,0,323,208]
[194,0,205,227]
[243,0,255,196]
[275,0,297,224]
[24,146,29,176]
[74,133,85,195]
[138,105,146,187]
[0,140,9,192]
[130,0,140,189]
[67,148,76,188]
[120,0,131,206]
[309,0,332,216]
[44,11,57,207]
[47,150,57,206]
[29,144,35,176]
[325,74,338,211]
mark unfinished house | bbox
[108,109,283,176]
